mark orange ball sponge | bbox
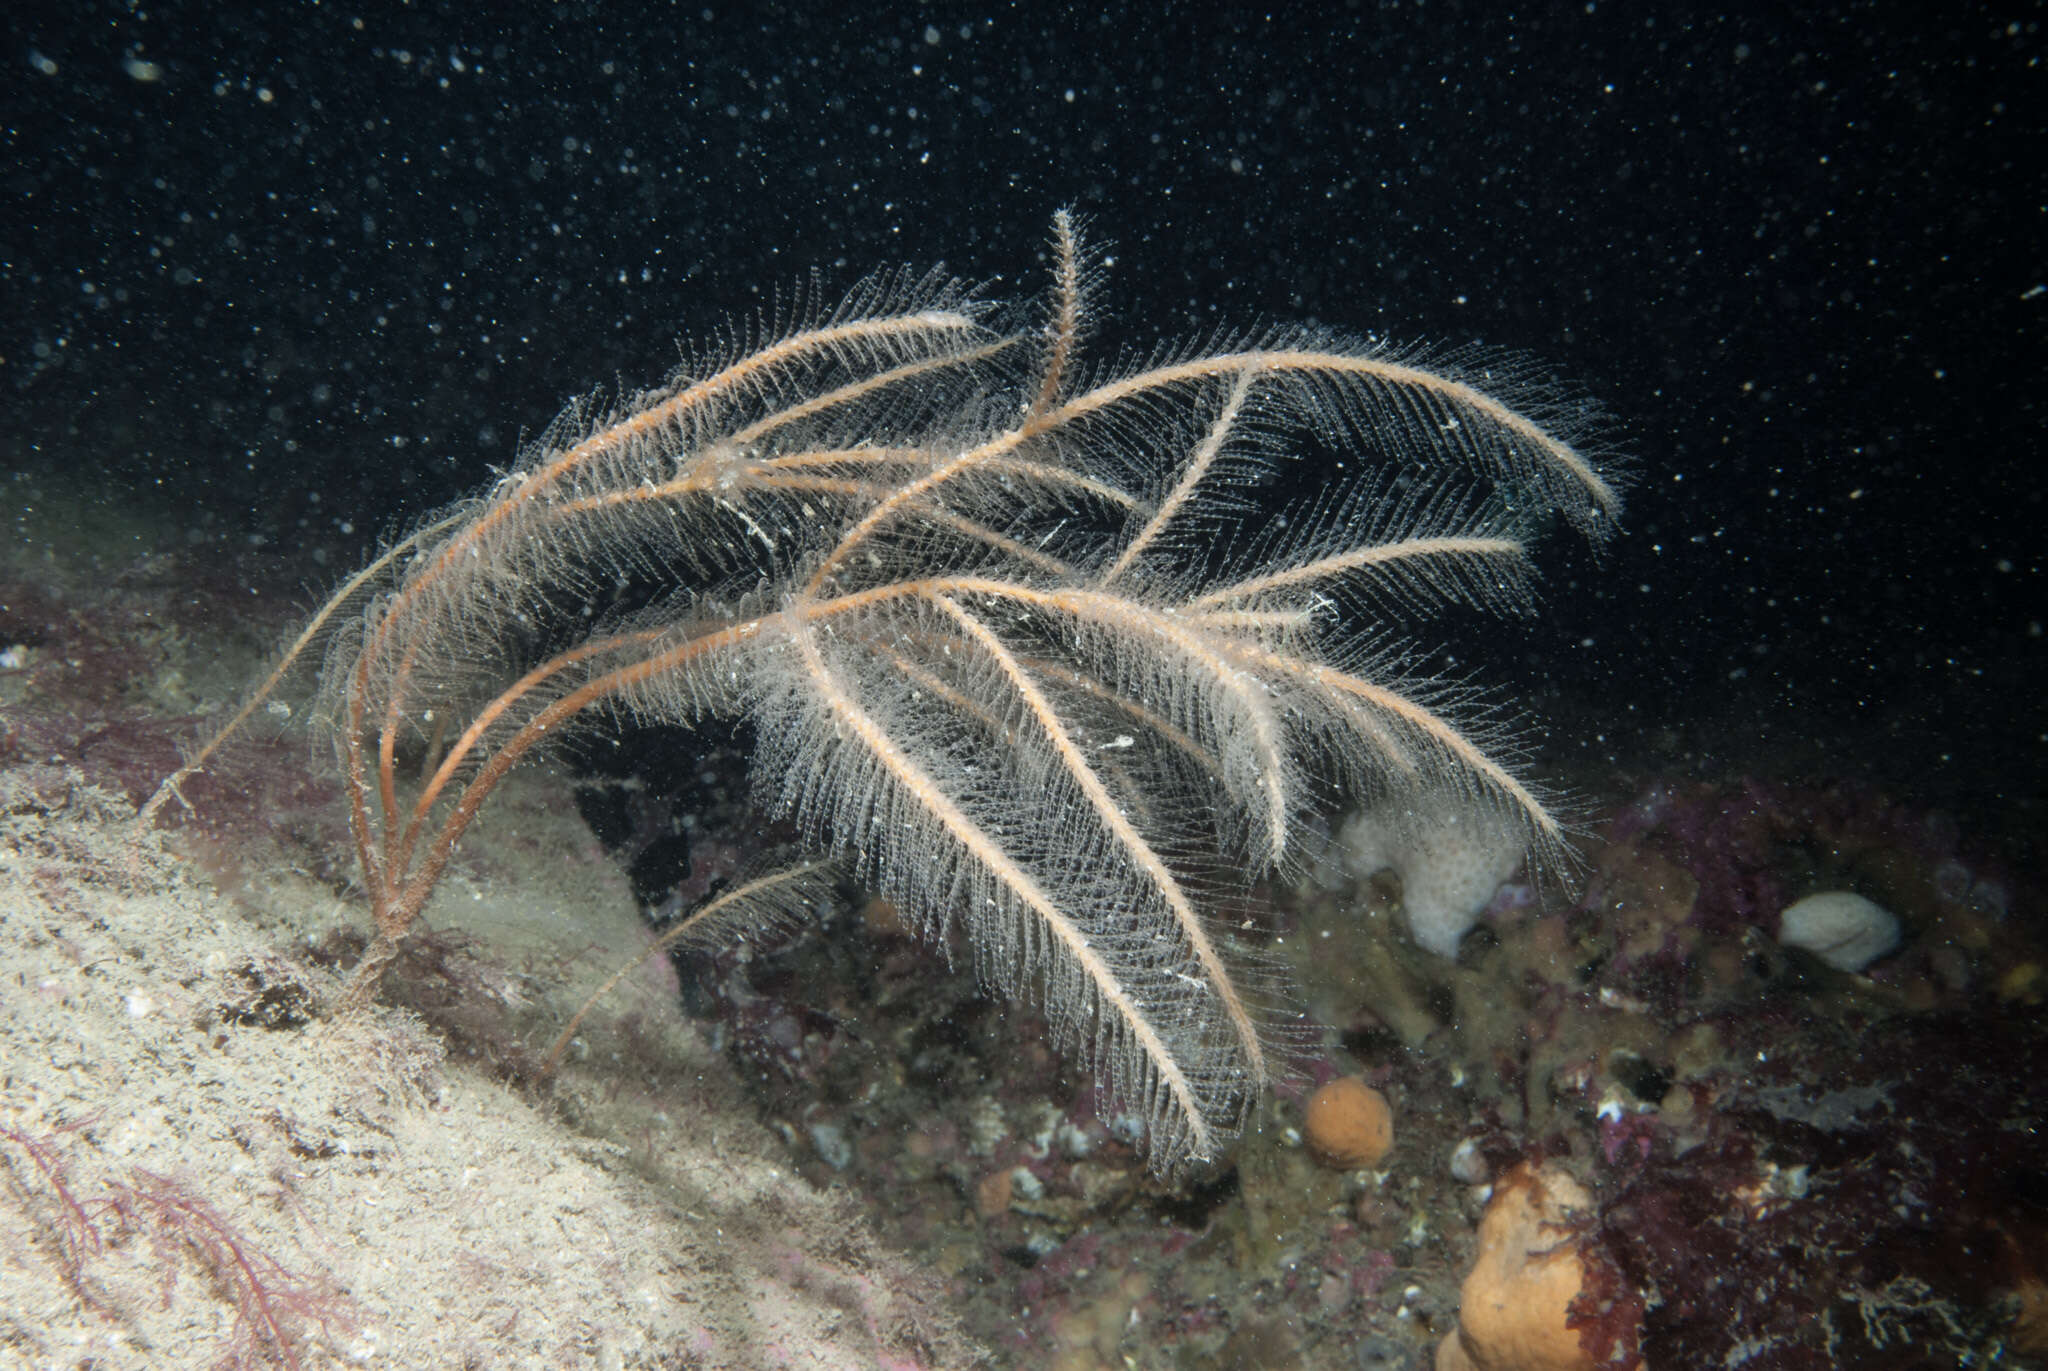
[1302,1076,1394,1169]
[1436,1161,1615,1371]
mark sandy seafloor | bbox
[3,469,2044,1371]
[0,477,982,1370]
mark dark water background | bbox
[4,1,2040,843]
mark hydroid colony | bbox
[147,213,1622,1171]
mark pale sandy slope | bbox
[0,764,978,1370]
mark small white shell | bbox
[1778,891,1900,972]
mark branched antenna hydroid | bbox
[143,214,1622,1172]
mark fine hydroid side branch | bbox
[1027,208,1090,419]
[541,858,838,1077]
[132,513,463,833]
[142,215,1623,1173]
